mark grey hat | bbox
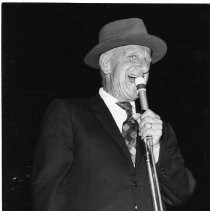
[84,18,167,69]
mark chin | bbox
[125,92,138,101]
[119,83,137,101]
[131,95,138,101]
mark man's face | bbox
[105,45,152,101]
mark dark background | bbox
[2,3,210,211]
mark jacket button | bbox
[133,181,138,187]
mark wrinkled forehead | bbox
[109,45,151,58]
[122,45,151,54]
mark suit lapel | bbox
[90,95,135,170]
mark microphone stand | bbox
[135,77,164,211]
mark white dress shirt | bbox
[99,88,136,133]
[99,88,159,163]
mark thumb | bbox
[132,113,141,121]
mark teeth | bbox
[128,74,137,78]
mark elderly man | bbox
[32,18,195,211]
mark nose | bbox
[135,63,149,74]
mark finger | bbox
[140,122,153,132]
[141,109,156,119]
[141,109,161,120]
[140,129,162,145]
[140,122,162,133]
[139,116,162,128]
[132,113,141,121]
[139,116,153,128]
[139,124,162,139]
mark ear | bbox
[99,52,111,74]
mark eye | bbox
[129,55,137,60]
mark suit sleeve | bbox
[32,99,75,211]
[156,122,196,206]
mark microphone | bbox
[135,78,164,211]
[135,77,149,111]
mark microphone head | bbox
[135,77,146,93]
[135,77,146,86]
[135,77,149,110]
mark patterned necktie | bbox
[116,101,138,165]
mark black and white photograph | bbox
[2,3,210,211]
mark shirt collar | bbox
[99,88,136,110]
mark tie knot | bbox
[116,101,133,120]
[116,101,133,111]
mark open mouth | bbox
[128,74,137,83]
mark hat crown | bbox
[99,18,148,43]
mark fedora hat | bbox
[84,18,167,69]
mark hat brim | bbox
[84,34,167,69]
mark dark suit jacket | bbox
[32,95,195,211]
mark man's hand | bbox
[133,109,163,147]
